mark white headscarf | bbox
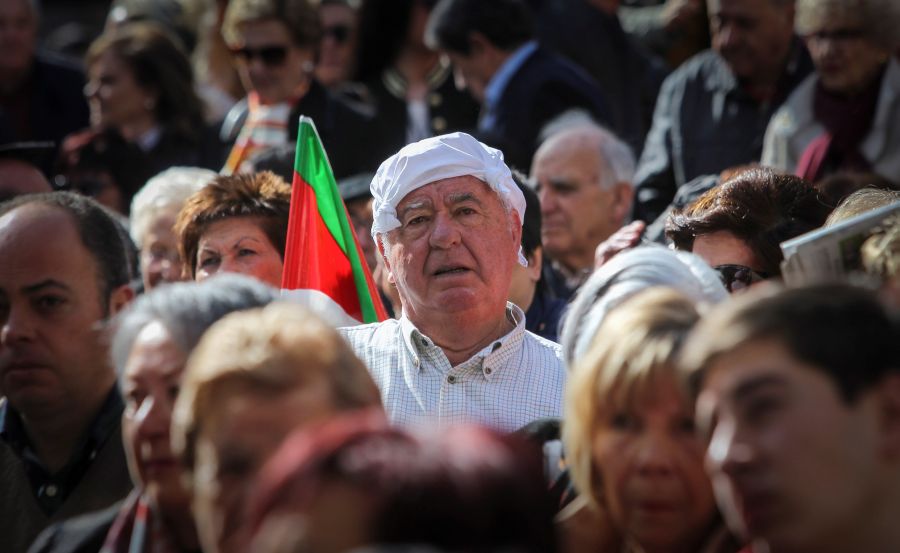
[369,132,527,265]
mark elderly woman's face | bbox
[803,15,890,95]
[230,19,314,105]
[140,211,186,290]
[591,376,716,551]
[190,381,339,553]
[195,217,284,287]
[85,51,157,131]
[121,321,190,511]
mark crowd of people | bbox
[1,0,899,552]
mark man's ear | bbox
[468,31,490,56]
[108,284,135,317]
[878,373,900,461]
[376,234,396,285]
[611,181,635,225]
[527,246,543,282]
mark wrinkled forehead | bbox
[395,175,498,211]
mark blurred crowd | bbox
[1,0,899,552]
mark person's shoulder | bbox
[34,51,84,78]
[27,500,122,553]
[522,330,565,362]
[339,319,401,342]
[664,49,729,88]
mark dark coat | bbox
[27,501,121,553]
[632,44,813,222]
[476,46,613,172]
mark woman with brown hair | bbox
[175,171,291,287]
[83,22,224,174]
[666,167,831,292]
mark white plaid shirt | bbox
[340,303,566,432]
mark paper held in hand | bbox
[780,201,900,286]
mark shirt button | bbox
[45,484,58,497]
[432,116,447,132]
[429,92,443,107]
[485,367,492,375]
[447,375,457,384]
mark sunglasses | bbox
[323,24,351,44]
[230,45,289,67]
[714,264,770,293]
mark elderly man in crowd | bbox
[341,132,566,432]
[632,0,814,223]
[530,121,635,299]
[0,193,135,552]
[681,284,900,553]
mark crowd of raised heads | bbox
[1,0,899,553]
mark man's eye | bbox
[407,216,427,226]
[35,296,65,311]
[610,412,640,432]
[743,396,782,425]
[458,207,477,216]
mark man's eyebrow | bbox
[447,192,482,205]
[397,199,433,219]
[23,279,72,294]
[730,374,788,402]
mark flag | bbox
[280,116,388,325]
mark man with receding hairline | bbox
[0,193,134,552]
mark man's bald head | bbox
[0,158,52,202]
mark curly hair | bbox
[666,168,832,276]
[175,171,292,277]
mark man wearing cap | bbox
[340,132,566,432]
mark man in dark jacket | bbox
[0,0,90,167]
[425,0,612,172]
[0,193,134,552]
[632,0,813,223]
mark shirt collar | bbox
[400,302,527,380]
[483,40,539,111]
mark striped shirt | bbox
[340,303,566,432]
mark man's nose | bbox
[1,305,35,346]
[706,420,754,478]
[428,213,462,249]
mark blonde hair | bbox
[795,0,900,50]
[563,288,700,509]
[172,301,382,469]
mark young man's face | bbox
[696,338,885,552]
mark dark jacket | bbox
[530,0,669,156]
[359,63,481,163]
[477,46,613,172]
[27,501,121,553]
[632,43,813,222]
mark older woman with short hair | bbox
[171,301,382,553]
[130,166,215,290]
[174,171,291,287]
[762,0,900,184]
[563,288,739,553]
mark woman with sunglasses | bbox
[666,167,832,292]
[762,0,900,185]
[83,23,224,177]
[221,0,378,179]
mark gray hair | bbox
[110,274,278,379]
[559,245,728,367]
[129,166,215,247]
[795,0,900,50]
[537,110,636,189]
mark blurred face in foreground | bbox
[191,379,340,553]
[591,374,717,551]
[697,338,889,552]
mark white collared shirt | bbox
[339,303,566,432]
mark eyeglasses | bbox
[714,264,770,293]
[230,45,289,67]
[323,24,351,44]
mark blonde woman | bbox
[562,288,738,553]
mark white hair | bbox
[129,166,216,247]
[559,245,728,368]
[537,111,636,189]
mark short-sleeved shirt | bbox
[340,303,566,432]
